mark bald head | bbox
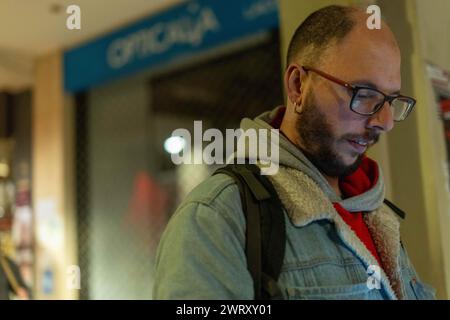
[286,5,400,69]
[343,9,400,56]
[322,9,401,95]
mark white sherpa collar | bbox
[267,166,404,300]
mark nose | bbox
[366,101,395,133]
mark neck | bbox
[323,174,342,197]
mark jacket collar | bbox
[268,166,403,299]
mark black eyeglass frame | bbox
[300,65,416,122]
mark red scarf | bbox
[334,157,383,267]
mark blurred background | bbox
[0,0,449,299]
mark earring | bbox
[294,101,302,115]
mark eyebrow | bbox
[351,80,401,95]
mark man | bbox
[153,5,435,300]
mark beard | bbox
[295,92,379,177]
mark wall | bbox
[416,0,450,72]
[414,0,450,297]
[32,52,78,299]
[378,0,450,298]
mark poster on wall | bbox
[427,63,450,181]
[12,162,35,293]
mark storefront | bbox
[64,0,282,299]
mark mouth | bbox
[346,138,372,154]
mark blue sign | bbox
[64,0,279,93]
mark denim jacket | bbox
[153,173,436,300]
[153,107,436,300]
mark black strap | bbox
[214,164,286,300]
[215,165,262,297]
[257,172,286,287]
[383,198,406,219]
[246,188,263,297]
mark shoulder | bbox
[182,173,240,207]
[153,173,253,299]
[162,173,246,243]
[174,173,244,225]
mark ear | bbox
[284,64,307,106]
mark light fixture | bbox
[164,136,186,155]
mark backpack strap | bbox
[383,198,406,219]
[214,163,286,300]
[214,164,262,297]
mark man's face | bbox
[296,89,379,177]
[295,20,401,177]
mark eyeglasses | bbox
[301,66,416,122]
